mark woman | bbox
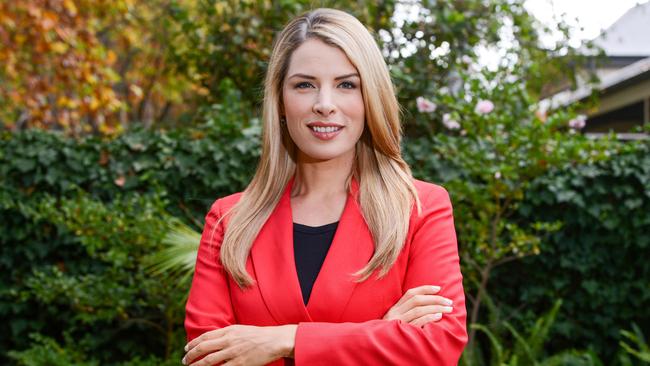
[183,8,467,366]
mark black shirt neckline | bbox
[293,221,339,234]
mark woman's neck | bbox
[291,150,354,199]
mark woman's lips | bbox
[308,125,344,140]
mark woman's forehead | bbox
[286,39,358,79]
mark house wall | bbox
[593,77,650,116]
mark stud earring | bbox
[280,117,286,125]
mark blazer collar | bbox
[250,175,374,324]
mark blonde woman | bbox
[183,8,467,366]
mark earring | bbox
[280,117,286,125]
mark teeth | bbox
[310,126,341,133]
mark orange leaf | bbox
[27,5,41,18]
[57,96,70,107]
[51,41,68,54]
[99,150,110,166]
[129,84,143,99]
[41,11,58,30]
[89,96,100,111]
[106,50,117,64]
[63,0,78,17]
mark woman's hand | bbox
[383,285,453,327]
[182,324,297,366]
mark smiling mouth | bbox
[309,126,343,133]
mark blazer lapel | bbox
[250,176,311,324]
[250,176,374,325]
[306,177,374,321]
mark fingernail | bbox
[443,306,453,312]
[444,298,453,306]
[433,313,442,319]
[432,286,441,292]
[181,356,187,365]
[184,344,189,352]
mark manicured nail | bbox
[432,286,441,292]
[184,344,189,352]
[444,298,453,306]
[433,313,442,320]
[442,306,453,312]
[181,356,187,365]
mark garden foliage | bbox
[491,141,650,361]
[1,0,648,365]
[0,106,259,364]
[2,120,649,365]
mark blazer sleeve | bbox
[293,185,468,365]
[184,198,236,342]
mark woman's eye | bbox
[295,82,313,89]
[293,81,357,89]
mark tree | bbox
[0,0,198,135]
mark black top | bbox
[293,221,339,305]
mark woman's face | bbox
[282,38,365,163]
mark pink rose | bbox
[475,100,494,114]
[114,176,126,187]
[442,113,461,130]
[568,115,587,130]
[416,96,437,113]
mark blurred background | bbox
[1,0,648,365]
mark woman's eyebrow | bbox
[288,72,360,80]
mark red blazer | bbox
[185,177,467,365]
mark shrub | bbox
[490,140,650,362]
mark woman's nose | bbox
[313,89,336,116]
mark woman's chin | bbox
[297,147,355,164]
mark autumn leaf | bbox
[63,0,78,16]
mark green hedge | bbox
[1,128,648,363]
[490,141,650,361]
[0,125,260,364]
[4,191,182,365]
[1,120,260,214]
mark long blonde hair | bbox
[218,8,421,288]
